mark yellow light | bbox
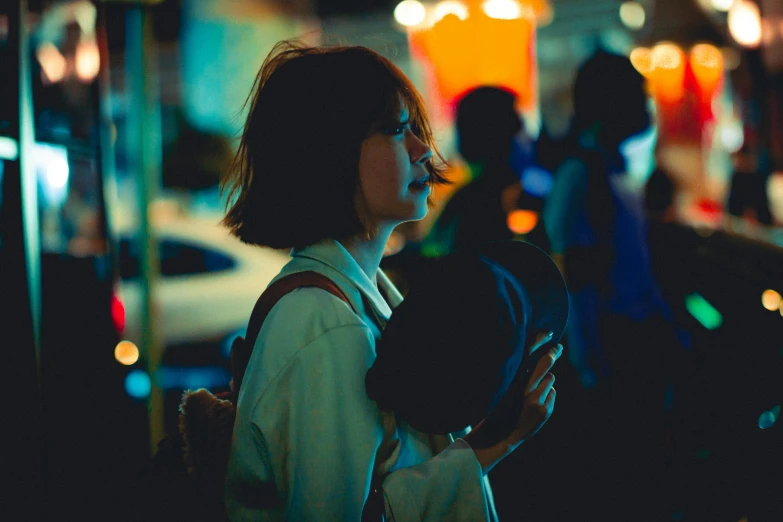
[36,42,67,84]
[507,209,538,234]
[728,0,762,48]
[395,0,426,27]
[433,1,469,22]
[652,43,683,70]
[711,0,735,11]
[630,47,653,77]
[761,289,782,311]
[75,38,100,82]
[619,2,646,30]
[482,0,527,20]
[115,341,140,366]
[691,43,722,69]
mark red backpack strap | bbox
[229,271,352,405]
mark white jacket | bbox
[225,239,497,521]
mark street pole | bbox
[125,3,164,455]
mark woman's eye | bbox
[386,123,409,136]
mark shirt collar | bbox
[291,239,395,325]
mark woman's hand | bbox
[464,338,562,474]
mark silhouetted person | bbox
[726,144,773,226]
[422,86,551,256]
[541,50,684,522]
[644,166,677,221]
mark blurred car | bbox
[115,206,291,355]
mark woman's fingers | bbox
[527,331,554,358]
[545,387,556,410]
[527,372,555,405]
[525,344,563,394]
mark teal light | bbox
[685,293,723,330]
[758,405,780,430]
[125,369,152,399]
[158,366,230,390]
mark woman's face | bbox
[357,106,433,229]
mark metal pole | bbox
[125,4,164,454]
[19,0,41,373]
[2,0,45,515]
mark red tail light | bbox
[111,291,126,334]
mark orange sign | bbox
[405,0,550,114]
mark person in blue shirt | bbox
[542,49,686,521]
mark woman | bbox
[221,41,560,521]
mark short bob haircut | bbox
[221,41,449,250]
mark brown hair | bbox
[221,41,448,249]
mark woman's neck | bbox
[340,226,395,286]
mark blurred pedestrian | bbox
[726,144,773,227]
[541,49,685,521]
[422,86,551,257]
[220,41,562,521]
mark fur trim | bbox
[178,388,236,481]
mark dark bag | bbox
[142,271,385,521]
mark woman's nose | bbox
[408,133,432,165]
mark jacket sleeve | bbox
[250,323,490,522]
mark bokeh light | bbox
[630,47,653,77]
[685,293,723,330]
[507,209,538,234]
[619,2,645,30]
[394,0,426,27]
[728,0,762,48]
[75,38,100,82]
[114,341,140,366]
[521,166,554,197]
[719,119,744,153]
[690,43,723,98]
[111,293,126,333]
[36,42,67,84]
[124,369,151,399]
[482,0,525,20]
[761,289,782,311]
[650,43,686,102]
[384,230,406,257]
[758,407,779,429]
[711,0,735,12]
[0,136,19,161]
[433,0,469,22]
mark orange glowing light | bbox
[507,209,538,234]
[407,0,546,112]
[115,341,140,366]
[649,43,686,103]
[630,47,653,77]
[761,289,782,311]
[690,44,723,98]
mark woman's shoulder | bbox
[238,287,374,407]
[248,287,370,375]
[262,286,368,348]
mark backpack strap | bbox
[229,271,352,406]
